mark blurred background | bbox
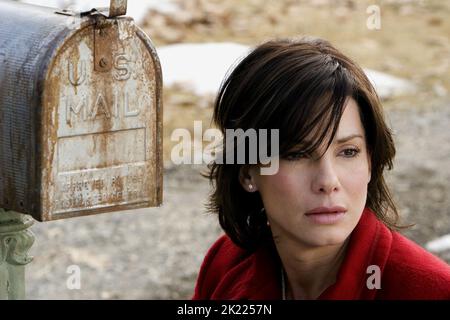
[13,0,450,298]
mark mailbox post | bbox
[0,209,34,299]
[0,0,163,299]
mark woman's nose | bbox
[311,158,340,195]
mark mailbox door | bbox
[40,17,162,221]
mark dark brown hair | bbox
[204,36,400,251]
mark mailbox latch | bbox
[55,1,127,72]
[93,1,128,72]
[108,0,127,18]
[94,16,115,72]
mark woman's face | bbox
[246,98,371,248]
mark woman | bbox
[193,37,450,300]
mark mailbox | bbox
[0,0,163,221]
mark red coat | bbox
[193,207,450,299]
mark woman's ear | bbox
[239,165,258,192]
[367,150,372,184]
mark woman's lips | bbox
[305,206,347,224]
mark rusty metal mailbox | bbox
[0,0,163,221]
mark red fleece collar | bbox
[224,207,392,300]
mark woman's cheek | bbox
[258,166,305,209]
[262,165,303,194]
[339,162,370,196]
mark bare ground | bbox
[26,98,450,299]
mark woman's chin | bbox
[298,229,350,248]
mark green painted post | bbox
[0,209,35,300]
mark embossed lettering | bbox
[91,93,111,119]
[124,91,140,117]
[113,54,132,81]
[68,60,87,86]
[65,94,88,123]
[63,90,141,122]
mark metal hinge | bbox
[55,0,127,19]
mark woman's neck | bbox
[276,237,349,300]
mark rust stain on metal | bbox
[108,0,127,18]
[94,17,115,73]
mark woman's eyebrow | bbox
[335,134,364,144]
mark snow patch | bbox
[157,42,250,96]
[157,42,416,99]
[365,69,416,100]
[426,234,450,253]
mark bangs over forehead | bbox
[275,53,355,156]
[215,37,359,157]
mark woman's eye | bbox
[340,148,360,158]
